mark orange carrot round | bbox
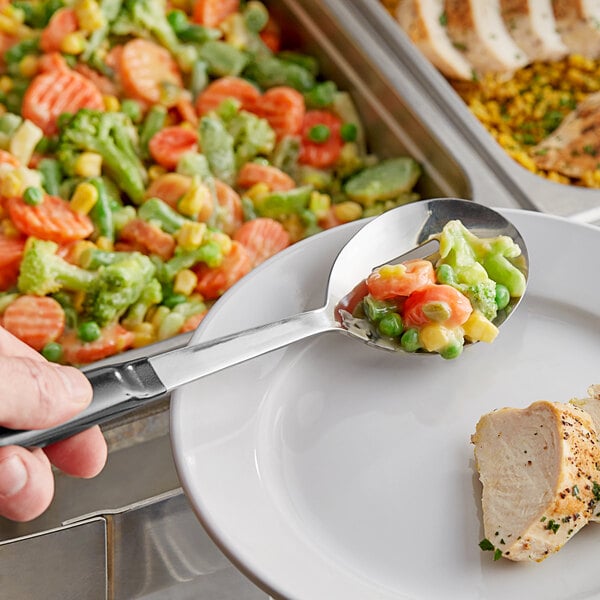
[146,173,192,209]
[3,295,66,351]
[403,284,473,328]
[118,218,176,261]
[195,76,261,116]
[21,68,104,135]
[6,195,94,244]
[299,110,344,168]
[181,310,207,333]
[119,39,182,104]
[60,322,135,365]
[39,7,78,54]
[214,179,243,235]
[0,149,20,168]
[366,259,436,300]
[259,16,281,53]
[148,126,199,170]
[0,232,25,291]
[233,217,290,267]
[253,86,305,139]
[192,0,239,27]
[236,162,295,192]
[194,240,251,299]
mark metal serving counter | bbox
[0,0,569,598]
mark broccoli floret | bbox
[57,109,147,204]
[138,197,187,234]
[463,280,498,322]
[122,277,163,327]
[158,241,222,282]
[18,239,96,296]
[84,253,156,325]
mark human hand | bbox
[0,326,107,521]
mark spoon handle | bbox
[0,307,333,448]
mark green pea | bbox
[436,263,456,285]
[340,122,358,142]
[41,342,63,363]
[167,9,189,33]
[400,328,420,352]
[308,124,330,143]
[23,186,43,206]
[495,283,510,311]
[378,312,403,338]
[363,295,395,323]
[78,321,101,342]
[440,340,464,360]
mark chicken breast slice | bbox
[552,0,600,59]
[444,0,530,74]
[396,0,475,80]
[472,400,600,562]
[531,91,600,178]
[499,0,568,62]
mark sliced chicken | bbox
[472,400,600,562]
[444,0,530,74]
[552,0,600,59]
[499,0,568,62]
[395,0,475,80]
[531,91,600,178]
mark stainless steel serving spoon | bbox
[0,198,528,447]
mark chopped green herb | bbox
[479,538,494,552]
[572,485,580,498]
[592,481,600,502]
[493,548,503,561]
[439,11,447,26]
[545,519,560,534]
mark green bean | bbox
[199,41,249,77]
[243,1,269,33]
[363,295,395,323]
[243,56,315,91]
[89,177,115,242]
[253,185,313,218]
[139,105,168,159]
[189,60,209,100]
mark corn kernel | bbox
[73,290,86,312]
[308,191,331,219]
[71,240,97,266]
[9,119,43,167]
[173,269,198,296]
[75,0,105,32]
[419,323,454,353]
[74,152,103,178]
[148,165,167,181]
[132,322,156,348]
[96,236,114,251]
[0,76,13,93]
[0,170,23,197]
[158,312,186,340]
[332,201,363,223]
[462,311,499,344]
[18,54,38,78]
[207,230,232,255]
[60,32,86,55]
[103,94,121,112]
[246,182,269,201]
[0,14,31,38]
[151,306,171,329]
[176,220,207,250]
[0,218,20,238]
[70,182,99,215]
[178,177,211,218]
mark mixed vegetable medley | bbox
[354,220,526,359]
[0,0,422,365]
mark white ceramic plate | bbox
[171,209,600,600]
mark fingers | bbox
[44,426,107,478]
[0,357,92,429]
[0,326,44,361]
[0,446,54,522]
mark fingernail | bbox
[54,366,92,404]
[0,455,27,498]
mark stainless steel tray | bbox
[0,0,536,598]
[350,0,600,225]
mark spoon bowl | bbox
[0,198,528,447]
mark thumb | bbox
[0,357,92,430]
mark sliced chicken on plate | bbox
[552,0,600,59]
[395,0,475,80]
[472,400,600,562]
[531,91,600,178]
[499,0,569,62]
[444,0,530,74]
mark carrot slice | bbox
[148,126,199,170]
[119,218,176,261]
[233,217,290,267]
[119,39,183,104]
[74,63,119,97]
[6,195,94,244]
[38,52,69,73]
[60,322,135,365]
[21,67,104,135]
[0,149,20,168]
[192,0,239,26]
[194,240,251,299]
[3,295,66,351]
[145,173,192,209]
[181,310,207,333]
[39,7,79,54]
[236,162,295,192]
[259,16,281,53]
[195,76,261,116]
[0,231,25,291]
[254,86,305,139]
[214,179,243,236]
[298,110,343,169]
[366,259,436,300]
[403,284,473,328]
